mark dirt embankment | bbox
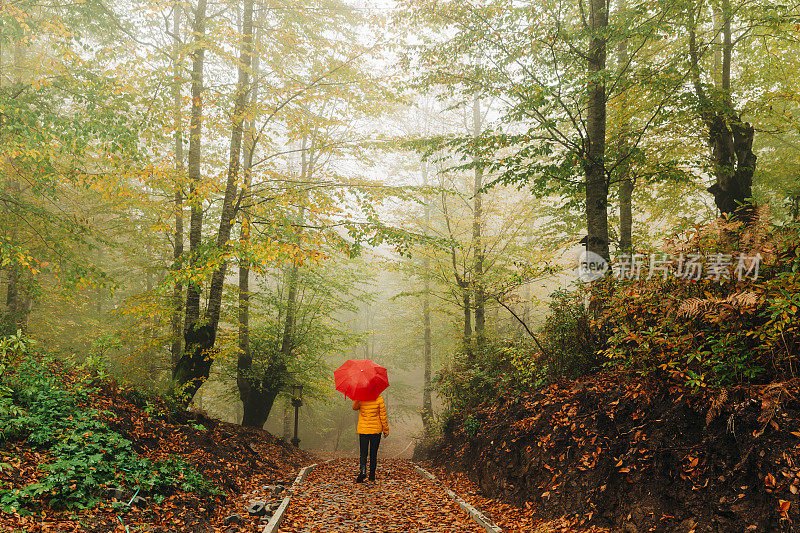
[1,375,315,533]
[418,374,800,533]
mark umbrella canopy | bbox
[334,359,389,401]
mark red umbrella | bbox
[334,359,389,401]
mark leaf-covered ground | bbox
[422,372,800,532]
[0,368,312,532]
[280,459,487,533]
[419,462,610,533]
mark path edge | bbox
[262,459,332,533]
[411,462,504,533]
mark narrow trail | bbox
[279,458,487,533]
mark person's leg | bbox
[357,433,368,482]
[368,433,381,481]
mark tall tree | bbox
[170,1,185,365]
[421,161,433,433]
[442,188,473,358]
[585,0,610,260]
[237,12,263,427]
[471,98,486,338]
[615,0,634,251]
[175,0,254,405]
[687,0,755,219]
[180,0,208,362]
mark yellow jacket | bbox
[353,396,389,434]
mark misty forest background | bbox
[3,0,800,457]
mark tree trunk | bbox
[145,251,159,381]
[205,0,253,331]
[688,1,756,220]
[241,387,280,428]
[280,135,311,362]
[442,191,473,359]
[721,0,731,99]
[471,98,485,341]
[3,41,29,332]
[421,162,433,433]
[283,399,292,441]
[5,264,28,332]
[176,0,254,406]
[619,176,633,250]
[238,29,267,427]
[244,136,310,427]
[4,177,29,332]
[617,0,633,251]
[183,0,207,337]
[280,264,300,359]
[462,287,472,354]
[712,2,722,86]
[584,0,610,261]
[170,2,185,366]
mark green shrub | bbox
[538,288,601,378]
[437,337,547,415]
[0,347,218,513]
[436,289,603,418]
[464,415,480,438]
[595,270,799,389]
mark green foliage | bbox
[437,337,545,415]
[0,350,217,513]
[437,289,602,417]
[0,331,39,441]
[0,330,35,365]
[596,222,800,389]
[463,415,480,439]
[538,289,601,379]
[149,455,218,495]
[126,386,181,421]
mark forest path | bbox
[278,458,488,533]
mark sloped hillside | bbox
[0,354,312,532]
[420,372,800,532]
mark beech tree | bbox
[399,0,692,262]
[680,0,798,220]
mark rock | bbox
[103,486,127,500]
[631,507,645,525]
[679,518,697,532]
[223,514,244,525]
[129,495,147,507]
[623,522,638,533]
[246,501,267,516]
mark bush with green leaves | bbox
[436,337,547,416]
[464,415,480,439]
[538,288,601,378]
[592,215,800,389]
[0,345,218,513]
[595,270,800,390]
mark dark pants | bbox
[358,433,382,478]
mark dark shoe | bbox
[368,474,376,482]
[356,473,366,483]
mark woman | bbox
[352,395,389,482]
